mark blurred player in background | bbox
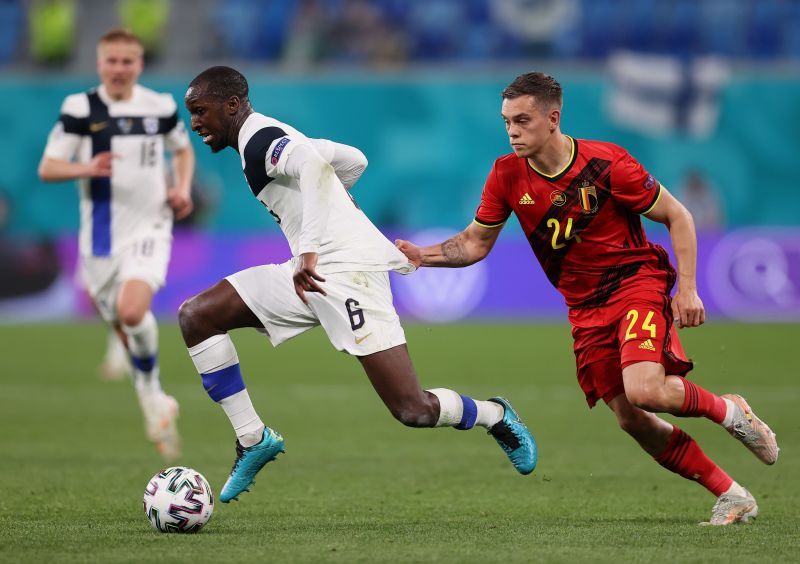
[396,72,779,526]
[180,66,536,503]
[38,28,195,461]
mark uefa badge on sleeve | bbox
[271,137,291,165]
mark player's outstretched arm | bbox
[167,145,195,220]
[310,138,367,190]
[38,152,115,182]
[396,222,502,269]
[644,187,705,328]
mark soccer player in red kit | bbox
[396,72,779,525]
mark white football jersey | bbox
[238,113,414,275]
[43,84,190,257]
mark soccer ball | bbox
[143,466,214,533]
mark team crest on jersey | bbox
[550,190,566,206]
[271,137,290,165]
[117,118,133,134]
[579,183,598,213]
[143,116,159,135]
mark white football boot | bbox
[98,332,131,381]
[701,489,758,526]
[722,394,779,465]
[140,393,182,462]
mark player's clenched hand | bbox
[86,151,117,177]
[672,288,705,328]
[395,239,422,268]
[293,252,327,305]
[167,188,194,220]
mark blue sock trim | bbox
[202,364,245,402]
[455,395,478,430]
[130,354,156,373]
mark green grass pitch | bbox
[1,322,798,563]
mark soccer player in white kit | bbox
[181,66,537,503]
[38,29,195,461]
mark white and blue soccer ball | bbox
[143,466,214,533]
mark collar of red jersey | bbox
[527,135,577,182]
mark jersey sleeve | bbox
[610,151,662,214]
[241,126,297,194]
[165,114,191,152]
[474,162,511,228]
[281,143,334,254]
[262,131,302,179]
[310,138,368,189]
[43,94,89,161]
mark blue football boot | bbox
[487,397,537,475]
[219,426,285,503]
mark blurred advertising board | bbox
[1,228,799,323]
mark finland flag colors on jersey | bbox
[44,84,190,257]
[237,113,414,275]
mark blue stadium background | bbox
[1,0,799,322]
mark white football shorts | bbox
[80,234,172,323]
[225,260,406,356]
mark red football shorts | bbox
[569,291,693,408]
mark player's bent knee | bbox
[178,294,207,337]
[623,364,670,412]
[625,385,667,412]
[117,305,146,327]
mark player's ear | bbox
[549,107,560,132]
[227,96,240,115]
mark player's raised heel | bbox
[701,489,758,526]
[219,426,285,503]
[722,394,779,465]
[487,397,537,475]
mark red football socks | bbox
[655,426,733,496]
[678,378,727,423]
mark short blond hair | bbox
[97,28,144,54]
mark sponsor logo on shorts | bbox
[638,339,656,351]
[271,137,290,165]
[354,333,372,345]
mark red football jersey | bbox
[475,137,676,308]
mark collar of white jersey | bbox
[237,112,265,151]
[96,83,143,106]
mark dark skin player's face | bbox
[184,87,237,153]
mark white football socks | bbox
[121,311,161,396]
[721,398,736,429]
[220,391,266,447]
[188,334,265,447]
[722,481,748,498]
[427,388,504,429]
